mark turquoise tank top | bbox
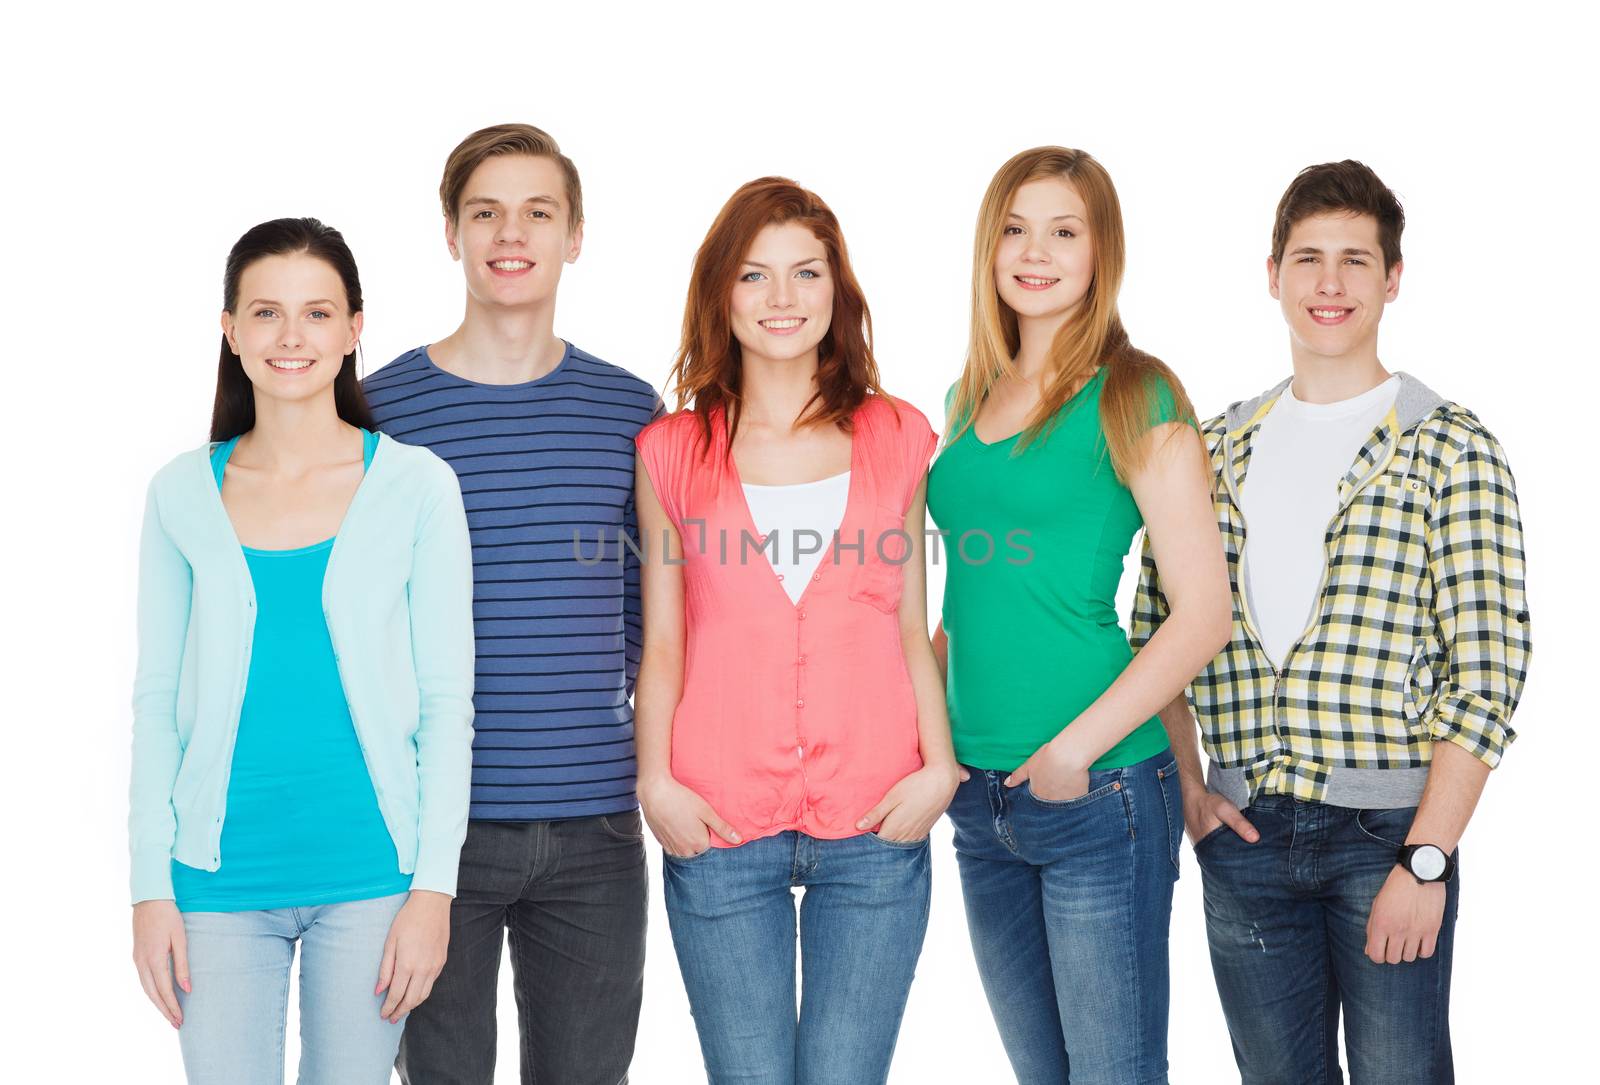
[172,429,413,911]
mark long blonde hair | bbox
[948,147,1193,480]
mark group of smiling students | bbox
[129,124,1530,1085]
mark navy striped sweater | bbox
[364,343,663,820]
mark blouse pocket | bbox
[847,503,912,614]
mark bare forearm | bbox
[1157,692,1207,791]
[1052,606,1228,769]
[633,653,682,787]
[932,621,948,681]
[902,629,956,769]
[1406,740,1491,853]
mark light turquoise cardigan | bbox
[130,432,475,904]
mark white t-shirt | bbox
[1239,376,1400,666]
[741,472,851,604]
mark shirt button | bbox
[797,656,806,665]
[798,610,806,620]
[796,699,805,708]
[812,573,821,582]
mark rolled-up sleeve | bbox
[1421,429,1530,767]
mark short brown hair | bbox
[1271,160,1404,271]
[439,123,583,232]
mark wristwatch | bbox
[1396,843,1455,885]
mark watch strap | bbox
[1396,843,1456,884]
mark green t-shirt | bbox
[927,367,1181,772]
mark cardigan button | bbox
[796,699,805,708]
[797,610,806,620]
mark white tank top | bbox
[740,472,852,604]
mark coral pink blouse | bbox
[636,395,939,846]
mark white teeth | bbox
[1017,276,1058,286]
[1311,308,1348,318]
[762,318,803,329]
[491,260,531,270]
[268,359,313,370]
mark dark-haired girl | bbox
[128,219,475,1084]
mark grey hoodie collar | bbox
[1224,371,1447,433]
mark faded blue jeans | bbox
[175,892,409,1084]
[1195,796,1459,1084]
[663,830,932,1085]
[947,751,1182,1085]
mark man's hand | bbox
[1365,865,1447,964]
[1183,789,1258,847]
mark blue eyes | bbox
[739,269,820,282]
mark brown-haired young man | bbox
[1133,160,1530,1082]
[363,123,661,1085]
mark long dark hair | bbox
[210,217,376,442]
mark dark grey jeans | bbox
[395,812,648,1085]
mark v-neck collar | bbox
[716,405,867,612]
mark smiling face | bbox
[992,177,1096,323]
[446,154,582,310]
[222,252,361,406]
[1269,211,1401,363]
[729,222,834,367]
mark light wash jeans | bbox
[663,830,932,1085]
[175,892,409,1085]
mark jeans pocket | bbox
[865,830,930,850]
[598,809,645,843]
[1024,770,1124,810]
[1193,821,1233,855]
[1355,806,1416,850]
[1156,760,1182,878]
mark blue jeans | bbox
[663,830,932,1085]
[1195,797,1459,1084]
[947,751,1181,1085]
[175,892,409,1085]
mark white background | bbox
[3,2,1592,1081]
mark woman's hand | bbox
[1005,740,1090,803]
[376,890,452,1024]
[639,775,742,858]
[132,899,189,1028]
[856,761,961,843]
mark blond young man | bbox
[364,124,662,1085]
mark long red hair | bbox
[668,177,890,456]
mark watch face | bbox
[1411,845,1447,881]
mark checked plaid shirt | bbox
[1131,372,1529,807]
